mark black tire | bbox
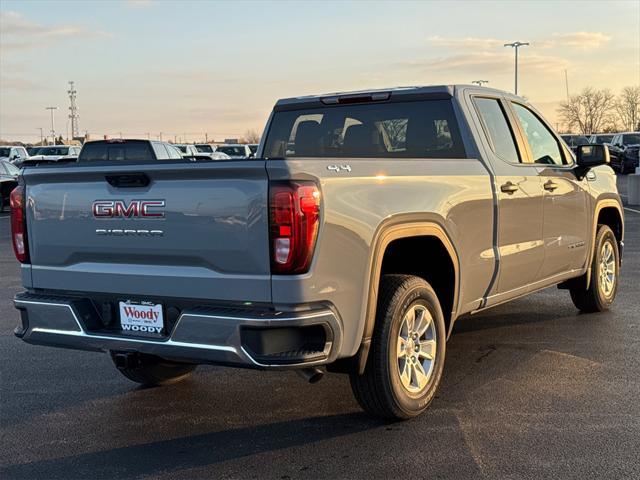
[110,351,197,386]
[349,274,446,420]
[570,225,619,312]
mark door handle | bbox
[543,180,558,192]
[500,181,519,194]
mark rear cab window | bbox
[78,140,155,163]
[264,99,466,159]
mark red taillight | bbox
[269,182,320,274]
[10,186,29,263]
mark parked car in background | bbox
[194,143,216,154]
[22,145,81,165]
[78,139,183,162]
[560,134,590,154]
[0,146,29,165]
[26,146,42,156]
[608,132,640,174]
[0,159,19,211]
[174,144,200,157]
[215,144,253,159]
[248,144,259,156]
[588,134,614,145]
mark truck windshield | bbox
[264,99,466,159]
[0,148,10,157]
[195,145,214,153]
[623,134,640,145]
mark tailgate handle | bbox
[105,173,150,188]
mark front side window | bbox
[473,97,520,163]
[264,99,466,159]
[512,103,565,166]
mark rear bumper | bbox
[14,292,342,369]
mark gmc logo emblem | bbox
[92,200,165,218]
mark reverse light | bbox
[10,186,29,263]
[269,182,320,274]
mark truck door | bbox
[509,102,590,279]
[471,96,545,297]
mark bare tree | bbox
[244,129,261,144]
[615,86,640,131]
[557,87,616,134]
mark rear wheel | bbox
[110,351,197,386]
[570,225,619,312]
[349,275,446,420]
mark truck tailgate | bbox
[22,161,271,302]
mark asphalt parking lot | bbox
[1,176,639,480]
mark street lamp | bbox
[472,80,489,86]
[503,41,529,95]
[45,106,59,144]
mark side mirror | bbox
[577,144,609,167]
[575,144,609,180]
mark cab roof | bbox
[274,85,523,110]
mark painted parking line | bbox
[624,206,640,214]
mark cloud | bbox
[427,36,505,50]
[399,51,569,75]
[427,32,611,52]
[551,32,611,49]
[0,11,110,51]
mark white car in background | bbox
[191,143,231,160]
[23,145,81,164]
[215,144,253,159]
[174,144,200,157]
[0,146,29,165]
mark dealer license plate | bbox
[119,301,164,334]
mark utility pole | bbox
[504,41,529,95]
[205,132,208,143]
[67,81,79,139]
[36,128,43,145]
[159,132,163,141]
[45,107,59,145]
[564,69,570,100]
[472,80,489,86]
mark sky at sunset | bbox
[1,0,639,143]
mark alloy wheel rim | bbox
[396,304,437,394]
[599,240,616,298]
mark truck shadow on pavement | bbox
[1,413,386,479]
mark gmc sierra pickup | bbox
[11,85,624,419]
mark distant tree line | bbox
[558,86,640,134]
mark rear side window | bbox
[79,141,154,162]
[264,99,466,159]
[473,97,521,164]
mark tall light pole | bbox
[45,107,59,144]
[503,41,529,95]
[472,80,489,86]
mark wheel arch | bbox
[354,218,460,374]
[586,199,624,288]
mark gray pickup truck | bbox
[11,85,624,419]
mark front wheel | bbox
[350,275,446,420]
[110,351,197,386]
[570,225,619,312]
